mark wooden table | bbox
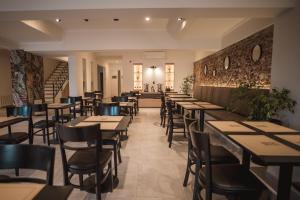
[0,183,73,200]
[169,98,198,102]
[181,104,203,118]
[193,101,211,105]
[197,104,224,131]
[168,95,191,98]
[242,121,299,134]
[48,103,76,122]
[119,102,134,119]
[207,120,300,200]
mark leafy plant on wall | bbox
[230,82,297,121]
[180,75,194,94]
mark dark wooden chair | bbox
[166,100,185,148]
[189,122,262,200]
[0,144,55,185]
[0,105,32,144]
[69,96,84,117]
[84,92,96,115]
[183,116,239,187]
[94,103,122,177]
[160,95,167,127]
[32,103,55,146]
[57,124,113,200]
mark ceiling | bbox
[0,0,295,54]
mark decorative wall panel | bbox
[194,25,273,88]
[10,50,44,105]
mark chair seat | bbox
[0,132,28,144]
[68,149,112,171]
[200,164,261,193]
[52,114,72,121]
[33,120,55,128]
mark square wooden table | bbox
[181,104,203,118]
[242,121,298,134]
[227,134,300,200]
[84,116,124,122]
[193,101,211,105]
[0,183,73,200]
[74,122,119,131]
[197,104,224,131]
[168,94,191,98]
[206,121,256,134]
[48,103,76,122]
[169,98,198,102]
[275,135,300,149]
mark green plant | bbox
[250,88,296,120]
[180,75,194,94]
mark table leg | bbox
[191,110,195,118]
[199,110,205,132]
[277,165,293,200]
[242,150,250,169]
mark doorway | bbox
[97,65,104,94]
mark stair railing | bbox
[50,63,69,102]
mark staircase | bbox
[44,62,69,103]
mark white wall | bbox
[68,52,96,96]
[271,1,300,131]
[120,50,195,92]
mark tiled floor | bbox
[0,108,226,200]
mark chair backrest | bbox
[184,113,197,139]
[31,103,49,117]
[69,96,83,104]
[111,96,128,102]
[6,105,32,117]
[0,144,55,185]
[94,102,121,116]
[57,123,102,184]
[189,121,212,190]
[60,97,71,104]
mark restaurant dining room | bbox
[0,0,300,200]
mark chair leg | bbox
[46,127,50,146]
[183,157,191,187]
[79,174,84,190]
[96,171,102,200]
[117,143,122,163]
[15,168,19,176]
[42,129,46,144]
[193,160,201,200]
[168,127,173,148]
[109,161,113,192]
[113,144,118,177]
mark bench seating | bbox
[194,86,269,121]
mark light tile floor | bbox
[0,108,226,200]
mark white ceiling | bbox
[0,0,296,54]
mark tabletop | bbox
[198,104,224,110]
[168,95,191,98]
[275,135,300,147]
[175,102,194,106]
[193,101,211,105]
[207,120,257,134]
[242,121,298,133]
[181,104,203,110]
[119,102,134,107]
[228,135,300,164]
[84,116,124,122]
[47,103,74,109]
[0,183,73,200]
[74,122,119,131]
[170,98,198,102]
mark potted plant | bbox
[250,88,296,122]
[180,75,194,94]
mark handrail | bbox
[48,63,69,102]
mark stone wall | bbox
[194,25,273,88]
[10,50,44,105]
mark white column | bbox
[68,53,83,96]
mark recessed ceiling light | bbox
[145,17,151,21]
[113,18,119,22]
[83,19,89,22]
[177,17,184,21]
[55,18,61,22]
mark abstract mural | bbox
[194,25,273,88]
[10,50,44,105]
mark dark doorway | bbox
[97,65,104,93]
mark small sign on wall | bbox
[112,75,117,79]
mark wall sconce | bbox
[150,65,157,70]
